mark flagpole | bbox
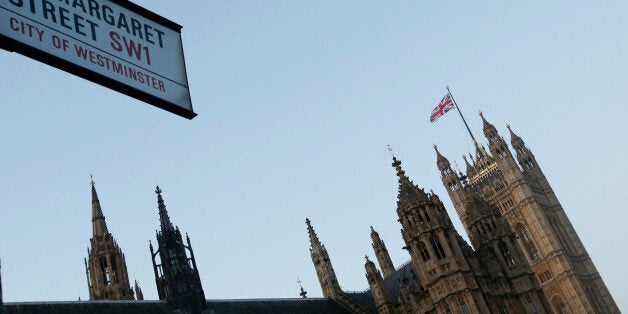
[446,85,476,141]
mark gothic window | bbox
[430,235,446,260]
[168,249,182,271]
[423,208,431,221]
[100,259,110,285]
[516,224,539,261]
[460,299,470,314]
[526,295,538,313]
[448,181,459,191]
[524,158,535,169]
[498,241,516,266]
[552,296,569,314]
[496,147,508,158]
[417,213,425,224]
[418,241,430,261]
[446,308,453,314]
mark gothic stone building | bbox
[85,179,137,301]
[308,113,618,314]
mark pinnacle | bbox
[156,186,174,232]
[507,123,524,147]
[90,178,108,236]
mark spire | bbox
[393,155,428,207]
[91,177,108,236]
[472,139,488,161]
[298,278,307,299]
[479,110,499,140]
[463,155,477,177]
[507,124,525,149]
[364,255,393,313]
[434,144,449,163]
[306,218,323,253]
[370,226,395,277]
[156,186,173,232]
[134,280,144,300]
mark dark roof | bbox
[206,298,352,313]
[3,300,171,314]
[346,259,421,313]
[3,298,351,314]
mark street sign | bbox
[0,0,195,119]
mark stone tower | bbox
[306,218,341,299]
[150,186,207,314]
[84,179,134,300]
[306,218,371,313]
[462,191,550,313]
[392,156,490,313]
[364,256,393,314]
[370,226,395,278]
[437,112,619,313]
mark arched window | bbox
[430,235,446,260]
[418,241,430,261]
[525,295,538,313]
[446,308,453,314]
[423,208,431,221]
[552,296,569,314]
[498,241,516,266]
[460,299,470,314]
[516,224,539,261]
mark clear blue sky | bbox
[1,1,626,311]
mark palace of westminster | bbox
[0,113,620,313]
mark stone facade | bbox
[308,113,618,313]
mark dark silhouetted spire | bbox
[156,186,173,232]
[91,177,108,236]
[298,278,308,299]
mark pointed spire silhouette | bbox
[392,155,427,206]
[433,144,449,163]
[297,277,307,299]
[370,226,395,277]
[91,176,108,236]
[463,154,477,177]
[479,110,499,141]
[156,186,174,232]
[507,123,525,148]
[134,280,144,300]
[306,218,323,253]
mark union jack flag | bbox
[430,92,455,122]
